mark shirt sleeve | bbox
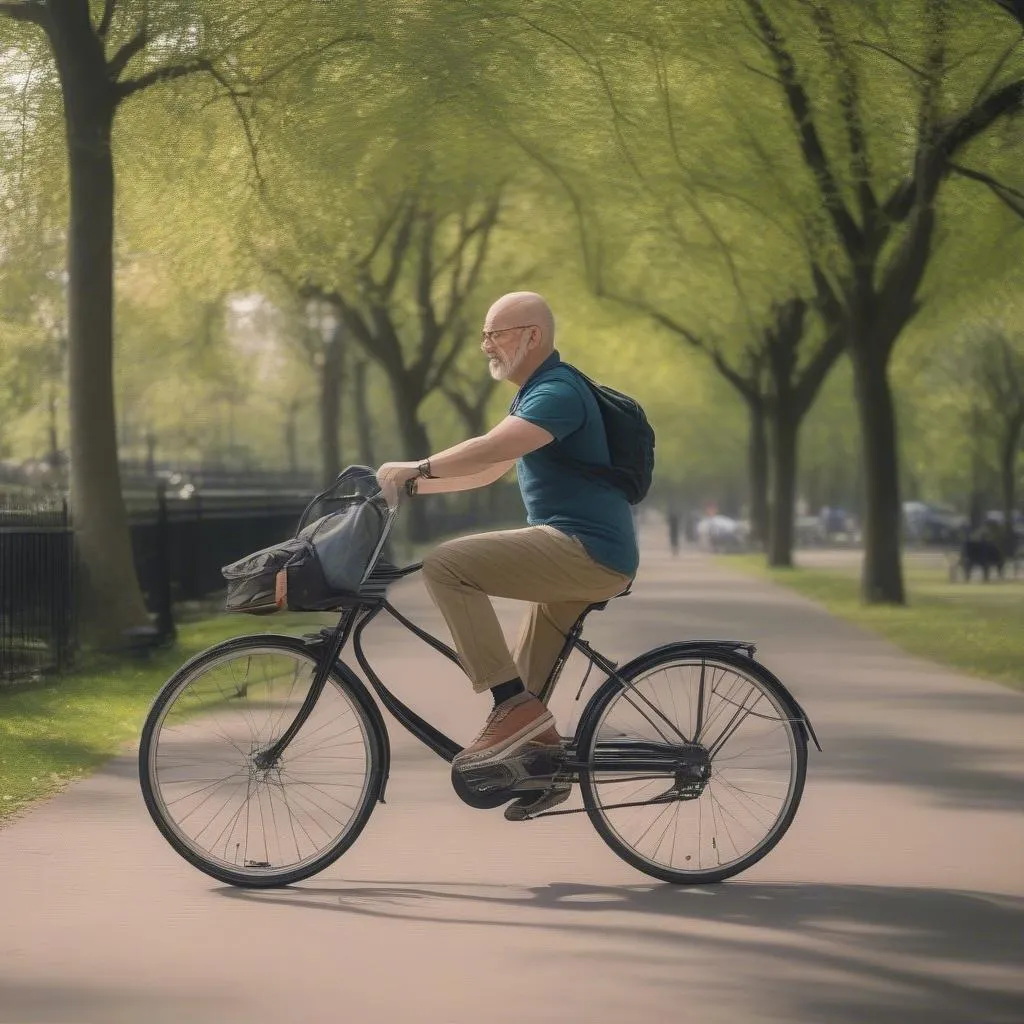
[513,378,586,441]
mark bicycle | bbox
[139,471,820,889]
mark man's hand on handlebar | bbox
[376,461,423,504]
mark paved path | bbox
[2,523,1022,1024]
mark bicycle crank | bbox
[451,744,564,810]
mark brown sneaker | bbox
[453,692,560,769]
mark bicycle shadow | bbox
[218,879,1024,1022]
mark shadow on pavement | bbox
[220,880,1024,1024]
[816,731,1024,812]
[0,979,231,1024]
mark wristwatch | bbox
[405,458,434,497]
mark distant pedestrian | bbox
[667,509,680,556]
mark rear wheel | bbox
[577,647,807,884]
[139,636,384,887]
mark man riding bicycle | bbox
[376,291,638,818]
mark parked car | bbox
[696,514,750,553]
[902,502,967,545]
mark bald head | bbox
[482,291,556,386]
[485,292,555,347]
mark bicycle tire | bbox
[577,645,808,885]
[139,634,386,888]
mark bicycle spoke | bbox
[583,653,802,880]
[146,644,375,882]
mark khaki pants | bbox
[421,525,632,696]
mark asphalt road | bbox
[2,523,1022,1024]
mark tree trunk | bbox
[394,383,432,541]
[47,383,59,462]
[767,409,799,568]
[284,400,299,475]
[52,28,149,645]
[352,358,375,467]
[850,339,905,604]
[969,404,986,532]
[747,402,769,551]
[319,323,344,488]
[1000,415,1022,554]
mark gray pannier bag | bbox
[222,466,390,615]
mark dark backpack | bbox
[535,365,656,505]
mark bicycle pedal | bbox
[456,746,563,795]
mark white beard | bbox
[487,334,530,381]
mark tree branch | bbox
[793,326,845,416]
[804,1,877,218]
[940,76,1024,162]
[650,41,758,331]
[876,207,935,357]
[950,162,1024,219]
[970,26,1024,108]
[96,0,116,37]
[108,26,147,80]
[916,0,948,156]
[740,61,784,86]
[437,196,500,339]
[118,58,263,188]
[849,40,928,80]
[313,284,405,382]
[378,197,417,300]
[117,57,212,98]
[597,285,761,403]
[763,298,805,399]
[252,31,374,88]
[884,62,1024,222]
[743,0,863,253]
[414,213,440,379]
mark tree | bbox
[971,328,1024,550]
[299,188,502,537]
[741,0,1024,601]
[760,282,845,567]
[0,0,368,643]
[279,291,347,488]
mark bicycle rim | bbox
[580,652,805,883]
[142,643,376,885]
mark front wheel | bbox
[577,647,807,884]
[139,635,385,888]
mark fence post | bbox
[154,480,177,644]
[56,497,76,670]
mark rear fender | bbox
[574,640,821,752]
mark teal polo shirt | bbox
[510,351,638,577]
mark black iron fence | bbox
[0,498,76,683]
[1,482,527,682]
[127,482,526,613]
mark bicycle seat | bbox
[583,583,632,615]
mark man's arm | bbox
[426,415,553,478]
[414,460,515,495]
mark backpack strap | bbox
[511,363,591,435]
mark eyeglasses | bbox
[481,324,537,345]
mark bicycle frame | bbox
[254,559,783,778]
[256,562,611,767]
[255,471,819,779]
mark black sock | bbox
[491,678,525,707]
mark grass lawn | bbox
[0,609,340,824]
[723,553,1024,691]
